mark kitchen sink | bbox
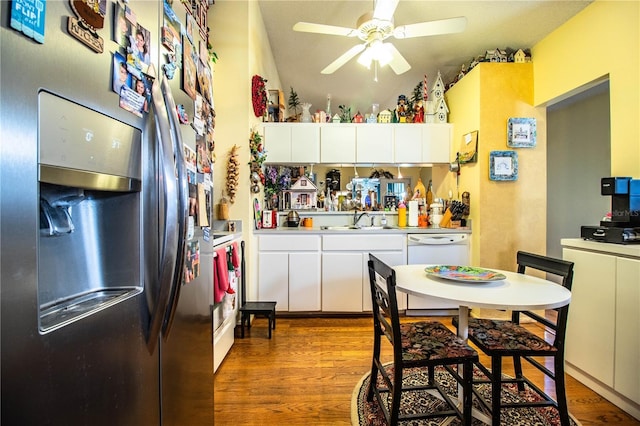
[320,225,395,231]
[320,226,359,230]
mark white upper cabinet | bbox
[291,125,320,163]
[264,123,451,165]
[320,125,356,163]
[394,123,452,164]
[356,124,394,163]
[393,125,423,163]
[263,124,290,163]
[263,123,320,163]
[422,123,452,163]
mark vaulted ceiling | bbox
[258,0,592,116]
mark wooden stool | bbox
[238,241,276,339]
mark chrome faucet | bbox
[353,211,373,227]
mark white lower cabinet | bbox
[563,248,615,386]
[322,234,406,313]
[289,252,322,311]
[615,257,640,404]
[258,252,290,311]
[258,235,321,312]
[321,251,406,312]
[322,252,363,312]
[562,240,640,419]
[258,233,409,313]
[361,251,407,312]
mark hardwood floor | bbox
[213,316,639,425]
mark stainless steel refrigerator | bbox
[1,1,214,424]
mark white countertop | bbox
[561,238,640,258]
[255,226,471,235]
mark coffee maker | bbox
[325,169,341,191]
[581,177,640,243]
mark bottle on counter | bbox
[418,205,428,228]
[426,179,433,207]
[397,201,407,227]
[381,213,387,226]
[414,178,426,201]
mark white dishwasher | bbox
[406,233,470,316]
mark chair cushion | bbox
[400,322,477,362]
[467,318,557,353]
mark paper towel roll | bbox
[408,200,419,227]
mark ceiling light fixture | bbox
[397,165,403,179]
[356,38,392,70]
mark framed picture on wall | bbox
[507,117,537,147]
[489,150,518,181]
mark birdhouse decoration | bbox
[424,71,449,123]
[283,175,318,210]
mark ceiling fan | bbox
[293,0,467,75]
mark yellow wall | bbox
[209,0,639,295]
[209,1,283,299]
[446,63,545,271]
[533,0,640,175]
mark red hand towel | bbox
[213,258,222,303]
[214,247,229,303]
[231,242,240,269]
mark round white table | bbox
[393,264,572,425]
[392,264,572,340]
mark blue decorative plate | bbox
[507,117,537,148]
[424,265,506,283]
[489,150,518,181]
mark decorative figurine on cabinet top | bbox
[395,94,408,123]
[378,109,393,123]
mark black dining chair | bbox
[454,251,574,425]
[238,241,276,339]
[367,254,478,425]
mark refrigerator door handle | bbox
[159,75,189,339]
[146,66,181,354]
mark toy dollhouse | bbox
[283,175,317,210]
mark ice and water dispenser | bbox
[38,91,143,333]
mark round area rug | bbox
[351,364,581,425]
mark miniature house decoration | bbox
[283,175,317,210]
[424,71,449,123]
[378,109,393,123]
[485,48,508,62]
[512,48,532,63]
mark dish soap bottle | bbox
[381,213,387,226]
[397,201,407,227]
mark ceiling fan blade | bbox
[321,44,367,74]
[384,43,411,75]
[393,16,467,39]
[293,22,358,37]
[373,0,399,21]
